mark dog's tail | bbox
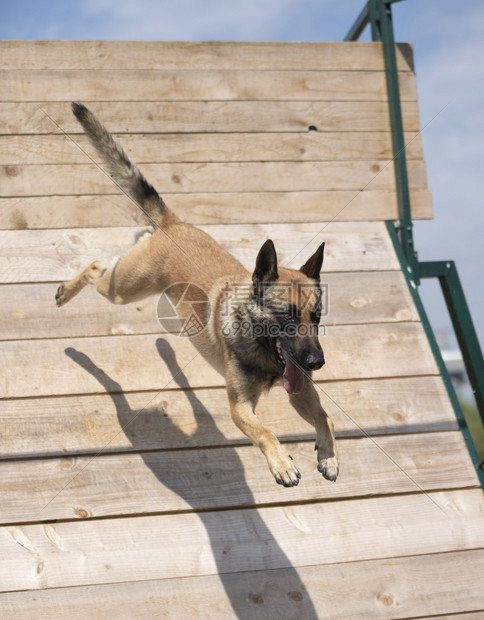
[72,102,171,228]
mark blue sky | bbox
[2,0,484,349]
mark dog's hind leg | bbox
[56,231,164,307]
[55,260,107,307]
[55,257,160,307]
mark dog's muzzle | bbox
[301,350,325,371]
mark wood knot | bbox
[371,163,380,173]
[350,297,368,309]
[75,507,90,518]
[248,593,264,605]
[396,309,412,320]
[11,212,28,229]
[171,174,181,185]
[5,166,20,177]
[379,593,394,606]
[287,590,303,602]
[61,457,75,470]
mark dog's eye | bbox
[280,304,299,323]
[311,309,321,324]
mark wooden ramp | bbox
[1,41,483,618]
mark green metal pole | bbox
[345,2,484,484]
[344,2,369,41]
[368,0,419,281]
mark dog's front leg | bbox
[226,378,301,487]
[289,381,339,482]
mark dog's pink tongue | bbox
[281,346,305,394]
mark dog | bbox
[56,103,339,487]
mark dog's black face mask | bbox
[251,239,326,394]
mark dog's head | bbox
[251,239,325,394]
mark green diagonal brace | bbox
[388,227,484,485]
[419,261,484,431]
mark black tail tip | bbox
[71,101,88,120]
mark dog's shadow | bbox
[66,339,317,619]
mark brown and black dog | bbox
[56,103,338,487]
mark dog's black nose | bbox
[303,351,325,371]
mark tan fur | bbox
[56,103,338,487]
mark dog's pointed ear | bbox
[300,242,325,280]
[252,239,278,285]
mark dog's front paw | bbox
[269,452,301,487]
[317,456,339,482]
[55,283,68,307]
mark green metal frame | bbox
[346,0,484,485]
[345,0,417,279]
[419,261,484,425]
[387,224,484,487]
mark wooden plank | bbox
[0,222,402,283]
[0,41,414,71]
[421,615,484,620]
[0,131,424,165]
[2,550,483,619]
[0,432,476,524]
[0,271,419,341]
[0,160,428,197]
[0,489,483,591]
[0,69,418,102]
[0,376,458,459]
[0,188,434,229]
[424,615,484,620]
[0,323,439,399]
[0,101,421,135]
